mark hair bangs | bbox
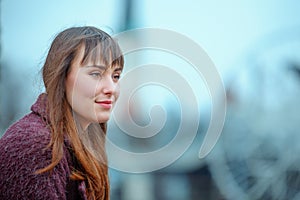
[81,36,124,70]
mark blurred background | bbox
[1,0,300,199]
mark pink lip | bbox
[95,100,113,109]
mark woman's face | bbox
[65,46,122,129]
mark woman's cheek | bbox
[115,83,121,101]
[78,77,98,97]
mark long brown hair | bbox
[37,26,124,200]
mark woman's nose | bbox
[99,75,116,95]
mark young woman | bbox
[0,26,124,200]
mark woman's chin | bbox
[96,116,110,123]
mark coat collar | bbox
[30,93,49,122]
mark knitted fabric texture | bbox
[0,93,87,200]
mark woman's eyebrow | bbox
[86,65,123,72]
[86,65,106,70]
[114,67,123,72]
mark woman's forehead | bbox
[81,45,120,65]
[81,56,123,70]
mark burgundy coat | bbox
[0,94,87,200]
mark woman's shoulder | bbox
[0,112,52,167]
[0,112,72,199]
[1,93,51,146]
[1,112,50,146]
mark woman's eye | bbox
[90,72,101,77]
[113,74,121,81]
